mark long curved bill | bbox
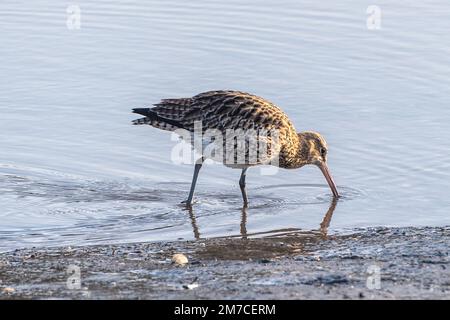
[318,163,339,198]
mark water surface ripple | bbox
[1,0,450,252]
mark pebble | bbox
[259,259,271,264]
[172,253,188,265]
[183,283,199,290]
[2,287,15,294]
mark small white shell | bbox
[172,253,189,265]
[2,287,15,294]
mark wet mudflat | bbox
[1,226,448,300]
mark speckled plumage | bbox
[133,90,304,168]
[132,90,339,205]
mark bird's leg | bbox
[240,206,248,239]
[239,168,248,207]
[182,157,204,206]
[186,206,200,240]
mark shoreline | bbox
[0,226,449,299]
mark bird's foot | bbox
[181,199,194,207]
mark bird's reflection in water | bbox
[240,206,248,240]
[187,206,200,240]
[319,198,337,239]
[184,198,338,260]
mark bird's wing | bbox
[150,97,194,121]
[152,90,296,134]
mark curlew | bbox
[132,90,339,207]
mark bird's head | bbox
[297,131,339,198]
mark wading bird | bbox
[132,90,339,207]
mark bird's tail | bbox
[132,108,184,131]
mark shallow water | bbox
[1,0,450,252]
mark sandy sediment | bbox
[0,226,449,299]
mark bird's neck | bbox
[279,133,308,169]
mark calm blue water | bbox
[1,0,450,252]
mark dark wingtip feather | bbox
[132,108,151,116]
[132,107,185,129]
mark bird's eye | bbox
[320,147,327,157]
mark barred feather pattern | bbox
[133,90,302,168]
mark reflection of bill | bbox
[319,197,338,238]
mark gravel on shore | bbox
[0,226,449,299]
